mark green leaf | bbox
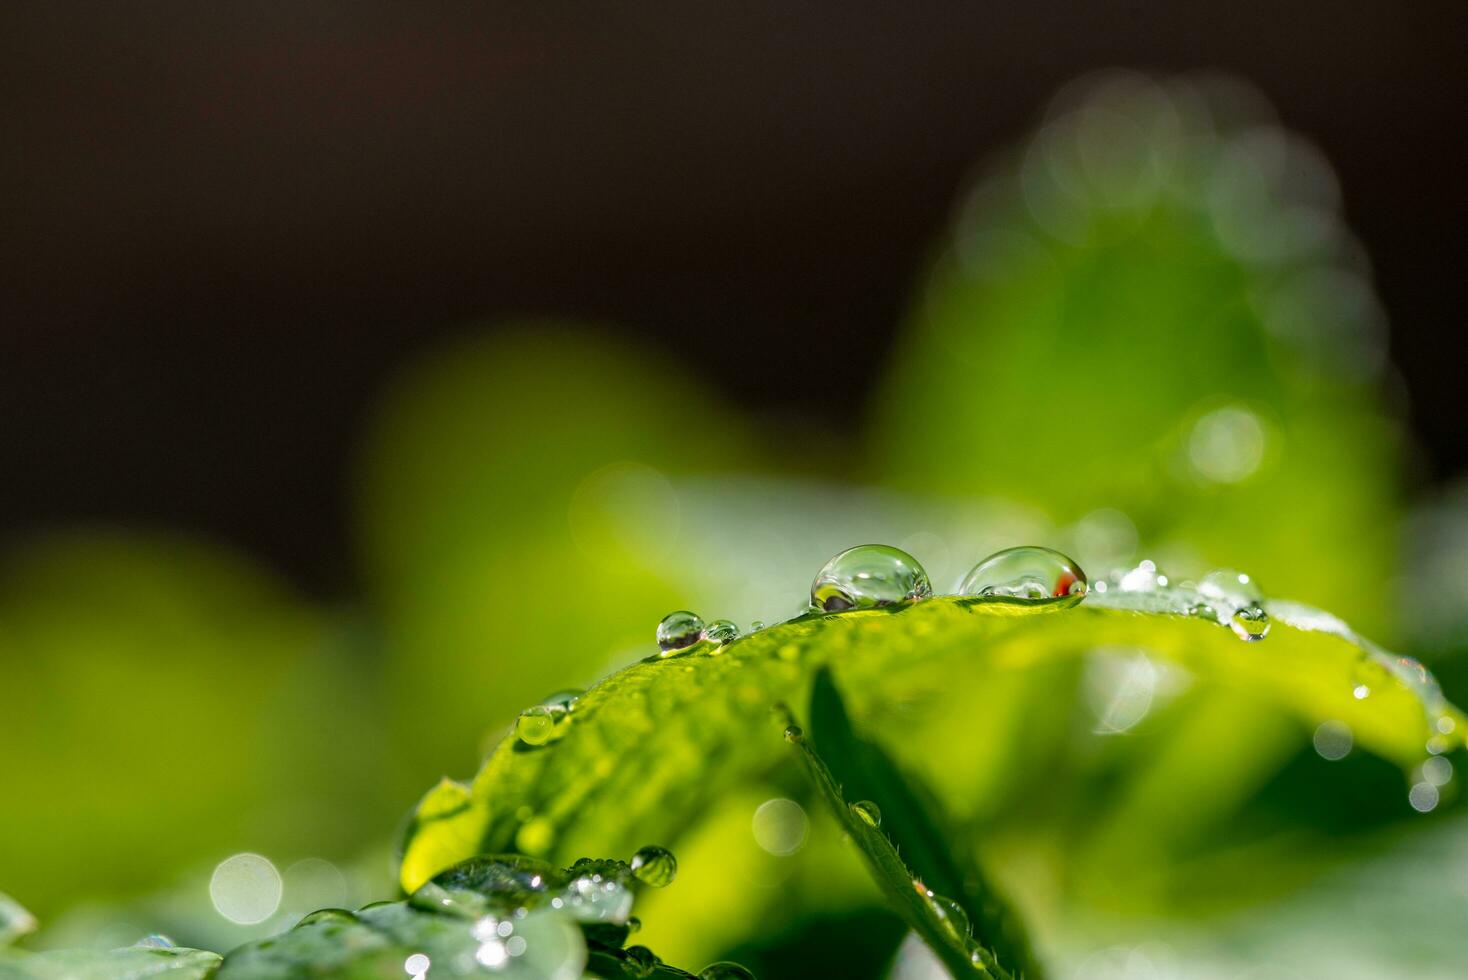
[0,945,221,980]
[218,855,703,979]
[782,710,997,978]
[804,666,1041,978]
[400,595,1464,900]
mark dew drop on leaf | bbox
[1230,603,1272,642]
[850,800,882,827]
[700,962,757,980]
[629,845,678,887]
[1199,568,1263,604]
[656,611,706,654]
[810,544,932,612]
[516,705,558,746]
[624,944,661,977]
[958,546,1087,602]
[783,724,804,742]
[706,619,741,644]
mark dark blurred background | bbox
[4,0,1466,597]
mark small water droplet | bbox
[706,619,740,644]
[626,916,641,934]
[1437,716,1456,735]
[928,893,971,940]
[1229,603,1271,641]
[1353,684,1371,700]
[959,546,1087,602]
[700,963,757,980]
[624,945,661,977]
[134,934,175,949]
[294,909,358,929]
[629,846,677,887]
[810,545,932,612]
[516,705,558,746]
[783,724,804,742]
[657,611,707,654]
[850,800,882,827]
[750,620,766,632]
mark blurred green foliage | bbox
[1,72,1463,977]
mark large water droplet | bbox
[810,545,932,612]
[656,611,706,654]
[959,546,1087,602]
[700,963,757,980]
[629,846,677,887]
[705,619,740,644]
[850,800,882,828]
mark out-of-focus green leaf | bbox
[872,73,1403,637]
[0,944,221,980]
[0,895,36,947]
[805,667,1039,978]
[356,325,753,780]
[400,594,1461,899]
[0,532,384,920]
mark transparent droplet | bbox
[750,621,767,632]
[783,725,804,742]
[959,546,1087,602]
[1230,603,1272,641]
[134,934,175,949]
[294,908,359,929]
[542,690,583,712]
[929,893,971,939]
[700,963,757,980]
[1353,684,1371,700]
[624,945,661,977]
[705,619,740,644]
[656,611,706,654]
[629,846,677,888]
[810,545,932,612]
[850,800,882,828]
[516,705,558,746]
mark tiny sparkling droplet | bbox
[750,620,766,631]
[1199,569,1263,604]
[850,800,882,827]
[1353,684,1371,700]
[959,546,1087,602]
[810,544,932,613]
[1230,603,1271,641]
[629,846,677,887]
[656,611,706,654]
[1118,559,1165,592]
[783,725,804,742]
[134,934,175,949]
[700,963,757,980]
[705,619,740,644]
